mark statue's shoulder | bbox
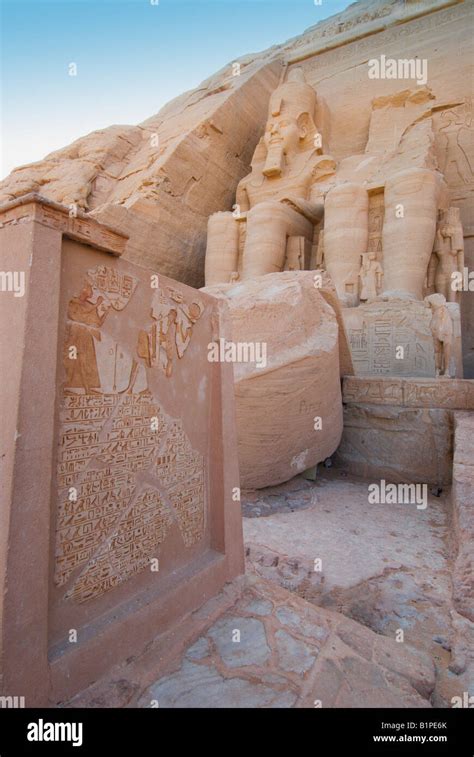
[243,163,266,189]
[310,153,337,182]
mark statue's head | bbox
[425,293,447,310]
[262,67,318,177]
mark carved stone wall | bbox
[0,197,243,705]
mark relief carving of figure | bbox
[439,101,473,186]
[138,288,203,378]
[64,283,111,393]
[65,267,141,395]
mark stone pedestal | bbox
[342,299,462,378]
[334,376,474,485]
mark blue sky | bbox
[1,0,351,178]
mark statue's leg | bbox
[443,340,452,377]
[240,200,312,280]
[205,211,239,286]
[434,339,442,376]
[324,183,368,304]
[383,169,442,300]
[446,268,458,303]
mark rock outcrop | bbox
[203,272,343,488]
[1,58,282,287]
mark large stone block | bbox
[336,376,474,486]
[203,271,343,488]
[335,403,454,486]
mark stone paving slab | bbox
[66,576,435,709]
[243,470,473,707]
[135,577,434,708]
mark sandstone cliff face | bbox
[1,0,473,372]
[1,56,283,286]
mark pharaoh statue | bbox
[312,88,456,306]
[204,68,336,285]
[323,169,449,306]
[427,207,464,303]
[359,251,383,302]
[424,293,454,377]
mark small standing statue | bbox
[424,293,453,377]
[358,251,383,302]
[427,207,464,303]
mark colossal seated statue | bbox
[204,71,464,379]
[204,67,336,285]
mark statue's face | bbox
[264,114,300,155]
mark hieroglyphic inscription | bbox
[156,421,205,547]
[55,391,161,586]
[343,376,474,409]
[342,376,404,405]
[66,488,173,604]
[56,390,206,599]
[86,266,138,311]
[137,285,204,378]
[348,320,433,376]
[288,1,393,50]
[55,268,207,602]
[296,5,465,74]
[368,192,384,256]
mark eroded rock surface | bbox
[203,272,343,488]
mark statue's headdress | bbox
[268,67,317,124]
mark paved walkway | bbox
[68,575,435,708]
[244,470,472,706]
